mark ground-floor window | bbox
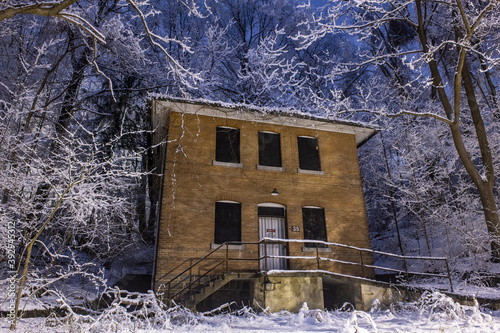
[214,201,241,244]
[302,206,327,248]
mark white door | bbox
[259,216,287,270]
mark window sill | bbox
[297,168,325,175]
[301,246,332,253]
[212,160,243,168]
[211,243,245,250]
[256,165,285,172]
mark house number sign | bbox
[291,226,300,232]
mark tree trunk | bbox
[56,42,89,135]
[448,119,500,260]
[414,0,500,260]
[460,60,500,260]
[477,182,500,260]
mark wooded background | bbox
[1,1,499,326]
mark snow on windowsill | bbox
[256,165,285,172]
[297,168,325,175]
[212,160,243,168]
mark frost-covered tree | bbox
[359,114,493,275]
[4,0,500,326]
[0,0,210,328]
[296,0,500,262]
[185,0,309,107]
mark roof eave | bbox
[153,98,379,146]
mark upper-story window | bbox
[216,127,240,163]
[302,206,327,248]
[258,132,282,167]
[297,136,321,171]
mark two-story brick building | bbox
[150,98,378,312]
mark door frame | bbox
[258,203,287,271]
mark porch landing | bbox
[199,270,492,313]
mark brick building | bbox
[150,98,378,311]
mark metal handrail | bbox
[156,238,454,302]
[155,257,194,283]
[259,237,448,261]
[170,260,225,300]
[257,238,453,290]
[167,274,190,299]
[263,254,451,279]
[158,243,228,287]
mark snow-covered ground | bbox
[2,292,500,332]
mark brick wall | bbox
[153,101,374,289]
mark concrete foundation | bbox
[193,272,500,313]
[322,275,411,311]
[200,273,411,313]
[252,273,324,312]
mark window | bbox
[216,127,240,163]
[258,206,285,217]
[214,201,241,244]
[302,207,327,248]
[297,136,321,171]
[258,132,282,167]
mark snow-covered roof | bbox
[153,97,378,147]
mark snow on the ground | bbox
[414,280,500,301]
[2,292,500,332]
[396,275,500,301]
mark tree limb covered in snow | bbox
[0,0,78,21]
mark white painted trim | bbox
[259,130,279,134]
[212,160,243,168]
[297,135,317,139]
[297,168,325,175]
[302,206,323,209]
[258,203,286,208]
[211,243,245,250]
[256,165,285,172]
[216,125,238,130]
[217,200,240,204]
